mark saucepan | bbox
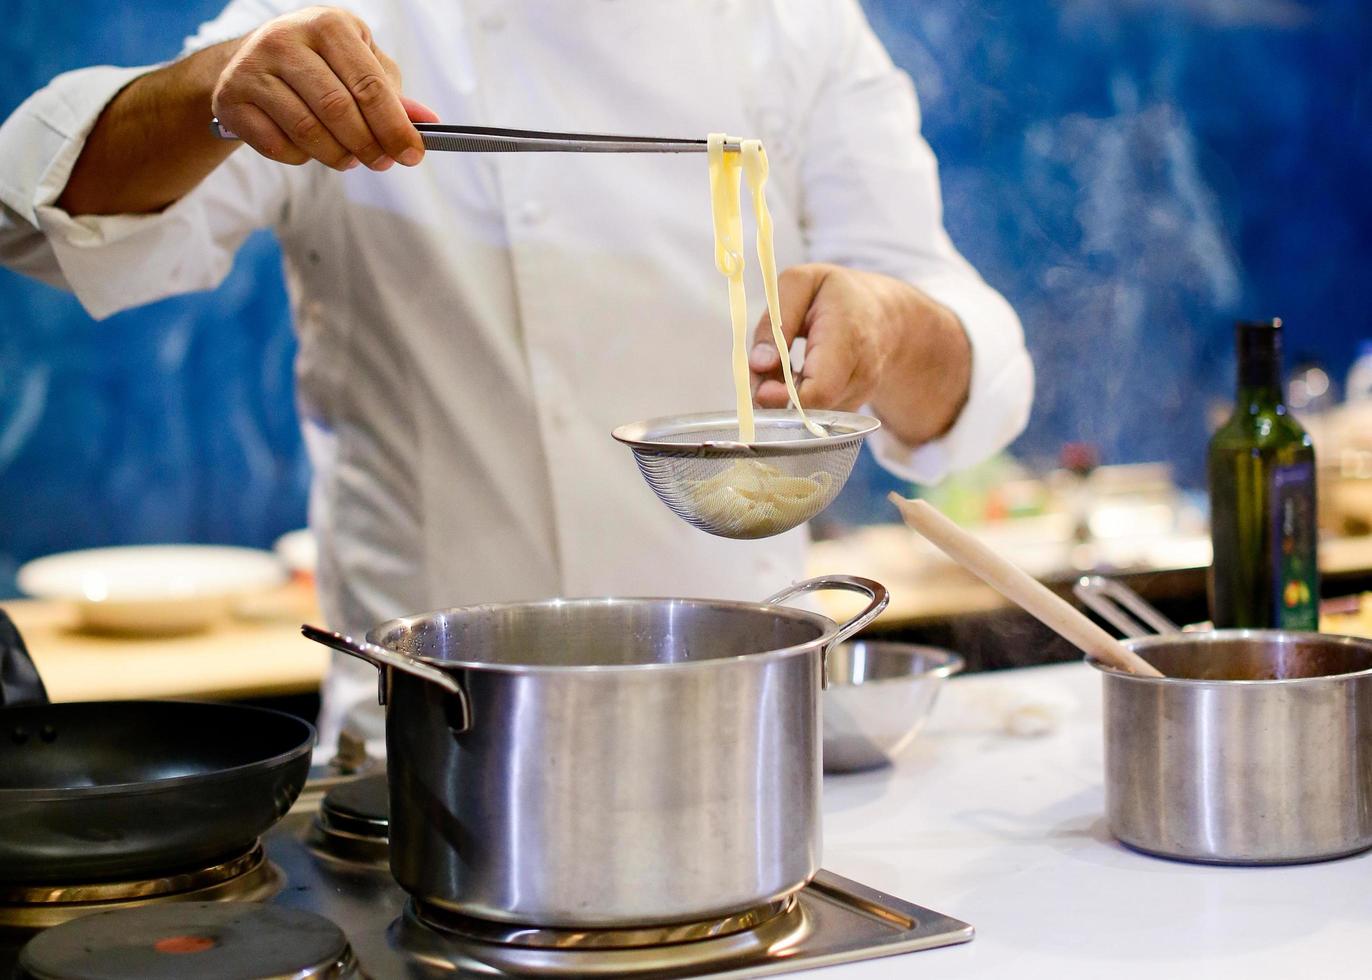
[303,574,887,928]
[1074,577,1372,865]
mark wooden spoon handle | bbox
[889,495,1163,678]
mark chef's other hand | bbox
[212,6,438,172]
[748,264,972,447]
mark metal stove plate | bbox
[16,901,356,980]
[770,871,975,975]
[267,810,973,979]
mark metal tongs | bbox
[211,118,740,153]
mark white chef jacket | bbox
[0,0,1032,753]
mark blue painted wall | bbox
[1,0,305,594]
[3,1,1370,591]
[833,0,1372,524]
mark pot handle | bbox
[301,624,471,735]
[1071,576,1179,639]
[764,575,889,648]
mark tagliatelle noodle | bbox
[694,134,832,537]
[739,140,826,438]
[706,133,754,443]
[686,460,834,539]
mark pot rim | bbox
[365,595,839,675]
[1087,628,1372,686]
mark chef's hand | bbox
[212,6,438,172]
[749,264,972,447]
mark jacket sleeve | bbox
[798,0,1034,485]
[0,0,311,320]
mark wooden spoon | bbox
[889,494,1164,678]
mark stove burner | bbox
[396,897,813,976]
[413,895,795,949]
[0,845,284,931]
[310,773,390,864]
[16,902,356,980]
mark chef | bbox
[0,1,1033,751]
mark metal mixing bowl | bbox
[823,641,964,773]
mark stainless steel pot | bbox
[303,575,887,926]
[1075,577,1372,865]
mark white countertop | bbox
[817,662,1372,979]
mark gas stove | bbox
[2,771,972,978]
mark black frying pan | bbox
[0,609,314,883]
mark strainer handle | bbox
[764,575,889,647]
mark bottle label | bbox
[1271,461,1318,631]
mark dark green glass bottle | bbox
[1208,319,1319,630]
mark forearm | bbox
[871,283,972,447]
[57,39,243,217]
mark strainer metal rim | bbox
[612,408,881,458]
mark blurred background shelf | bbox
[809,525,1372,673]
[5,530,1369,707]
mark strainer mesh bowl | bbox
[612,410,880,539]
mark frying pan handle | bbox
[764,575,889,648]
[0,609,49,707]
[301,625,471,735]
[1071,576,1179,639]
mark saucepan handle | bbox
[764,575,890,648]
[301,624,471,735]
[1071,576,1179,640]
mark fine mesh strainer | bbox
[612,409,881,539]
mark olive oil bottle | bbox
[1208,319,1319,630]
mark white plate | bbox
[17,545,288,635]
[272,529,318,577]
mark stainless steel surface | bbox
[0,770,974,978]
[612,410,881,539]
[823,642,965,773]
[395,871,972,977]
[1089,628,1372,864]
[210,117,740,152]
[354,576,885,927]
[265,802,974,978]
[1073,575,1180,638]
